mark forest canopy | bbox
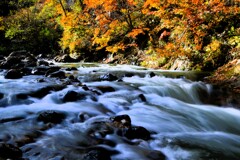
[0,0,239,70]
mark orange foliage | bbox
[41,0,239,64]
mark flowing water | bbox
[0,63,239,160]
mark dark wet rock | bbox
[146,150,166,160]
[99,73,118,81]
[82,85,90,91]
[0,116,25,123]
[16,131,43,147]
[21,67,33,76]
[45,66,61,75]
[138,94,146,102]
[82,149,111,160]
[0,55,4,61]
[149,72,156,77]
[0,143,23,159]
[0,93,3,99]
[96,86,115,93]
[37,110,66,124]
[68,75,81,83]
[30,85,66,98]
[120,126,151,140]
[61,90,85,102]
[37,60,49,66]
[65,67,78,71]
[37,78,45,82]
[48,71,66,79]
[110,114,131,128]
[32,66,50,75]
[87,121,114,138]
[124,73,135,77]
[117,79,123,82]
[4,69,23,79]
[54,54,77,62]
[30,87,52,98]
[32,66,61,76]
[8,50,30,58]
[5,55,22,66]
[78,112,91,122]
[16,93,28,99]
[48,155,65,160]
[0,51,37,69]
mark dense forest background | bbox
[0,0,239,71]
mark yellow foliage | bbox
[106,43,125,53]
[93,36,110,50]
[228,36,240,48]
[205,40,221,52]
[0,17,4,30]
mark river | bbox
[0,63,239,160]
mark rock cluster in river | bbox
[0,51,168,159]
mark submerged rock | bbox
[37,110,66,124]
[0,143,22,159]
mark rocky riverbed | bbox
[0,51,240,160]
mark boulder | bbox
[110,115,151,140]
[4,69,23,79]
[0,50,37,69]
[61,90,84,102]
[65,67,78,71]
[48,71,66,79]
[32,66,61,76]
[149,72,156,77]
[121,126,151,140]
[99,73,118,81]
[96,86,115,93]
[37,110,66,124]
[82,149,111,160]
[110,114,131,128]
[30,85,66,98]
[32,66,51,75]
[37,60,49,66]
[0,143,22,159]
[54,54,77,62]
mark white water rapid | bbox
[0,64,239,160]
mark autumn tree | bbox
[2,1,62,55]
[140,0,240,69]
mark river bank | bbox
[204,59,240,107]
